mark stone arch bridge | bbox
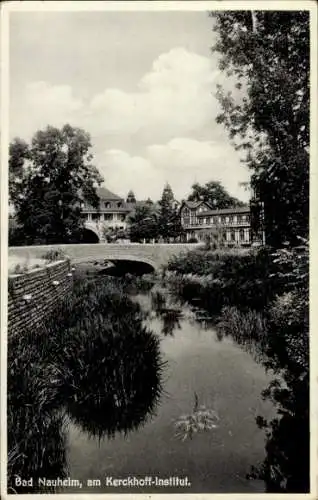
[9,243,201,271]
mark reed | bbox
[8,273,164,488]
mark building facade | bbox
[81,187,135,242]
[179,200,253,246]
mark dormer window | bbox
[104,202,110,208]
[117,202,122,208]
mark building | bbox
[81,187,135,242]
[179,200,252,246]
[81,187,181,243]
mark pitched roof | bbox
[96,187,123,201]
[196,205,250,217]
[181,200,212,209]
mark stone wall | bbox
[8,260,73,336]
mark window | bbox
[206,217,211,225]
[117,202,122,208]
[104,202,110,208]
[237,215,241,223]
[229,215,233,223]
[92,213,99,221]
[105,214,113,221]
[239,229,245,241]
[231,230,236,241]
[119,214,126,222]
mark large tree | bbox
[9,124,103,244]
[211,11,309,247]
[187,181,245,208]
[158,183,183,241]
[128,203,159,242]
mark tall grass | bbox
[8,273,164,490]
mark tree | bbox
[128,203,159,242]
[9,124,103,244]
[158,183,182,241]
[187,181,244,208]
[211,11,309,247]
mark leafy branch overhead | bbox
[211,11,309,247]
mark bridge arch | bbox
[81,227,100,243]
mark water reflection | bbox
[161,309,182,336]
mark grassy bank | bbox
[7,271,163,492]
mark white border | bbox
[1,2,317,500]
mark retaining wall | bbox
[8,260,73,336]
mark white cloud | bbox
[98,149,165,201]
[98,137,250,202]
[11,47,249,201]
[83,47,221,140]
[10,81,84,139]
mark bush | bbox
[166,247,285,313]
[41,248,67,263]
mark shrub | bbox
[42,248,67,263]
[217,306,268,361]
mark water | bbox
[62,287,274,494]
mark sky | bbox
[9,10,251,202]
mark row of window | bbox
[85,213,126,222]
[82,201,124,209]
[182,214,250,226]
[193,228,251,243]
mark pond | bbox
[60,284,274,494]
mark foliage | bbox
[8,274,164,490]
[187,181,244,208]
[211,11,309,247]
[102,226,129,243]
[174,393,219,441]
[158,183,183,241]
[9,124,103,244]
[41,248,67,263]
[128,203,160,242]
[217,305,267,361]
[8,224,28,246]
[166,246,283,312]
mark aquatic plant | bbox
[150,289,166,313]
[8,273,164,488]
[174,393,219,441]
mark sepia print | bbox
[1,1,316,498]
